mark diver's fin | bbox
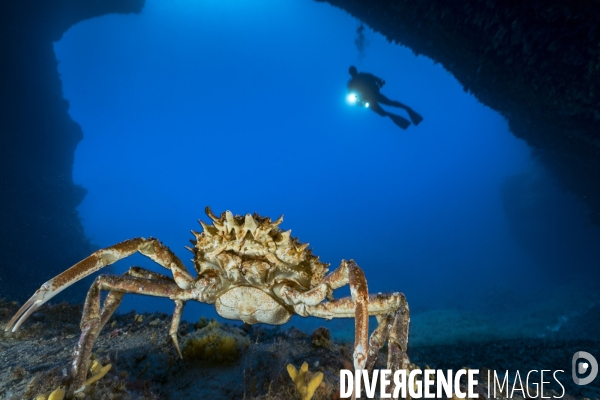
[388,113,411,130]
[406,108,423,125]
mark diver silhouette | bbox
[347,66,423,130]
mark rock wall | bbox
[0,0,144,301]
[319,0,600,225]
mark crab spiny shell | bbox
[191,207,329,289]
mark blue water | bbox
[53,0,600,341]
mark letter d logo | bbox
[572,351,598,385]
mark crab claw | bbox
[5,281,62,332]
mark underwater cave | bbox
[1,0,599,398]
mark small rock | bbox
[311,327,331,348]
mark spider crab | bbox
[6,207,410,397]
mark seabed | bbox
[0,299,599,399]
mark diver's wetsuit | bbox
[347,67,423,130]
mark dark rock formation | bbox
[318,0,600,225]
[0,0,144,301]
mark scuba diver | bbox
[347,65,423,130]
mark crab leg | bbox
[97,265,190,360]
[329,260,369,372]
[387,302,411,371]
[365,313,393,371]
[305,290,409,397]
[70,274,185,397]
[169,299,185,359]
[128,265,176,281]
[305,292,403,317]
[299,260,370,372]
[5,237,194,333]
[98,266,177,330]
